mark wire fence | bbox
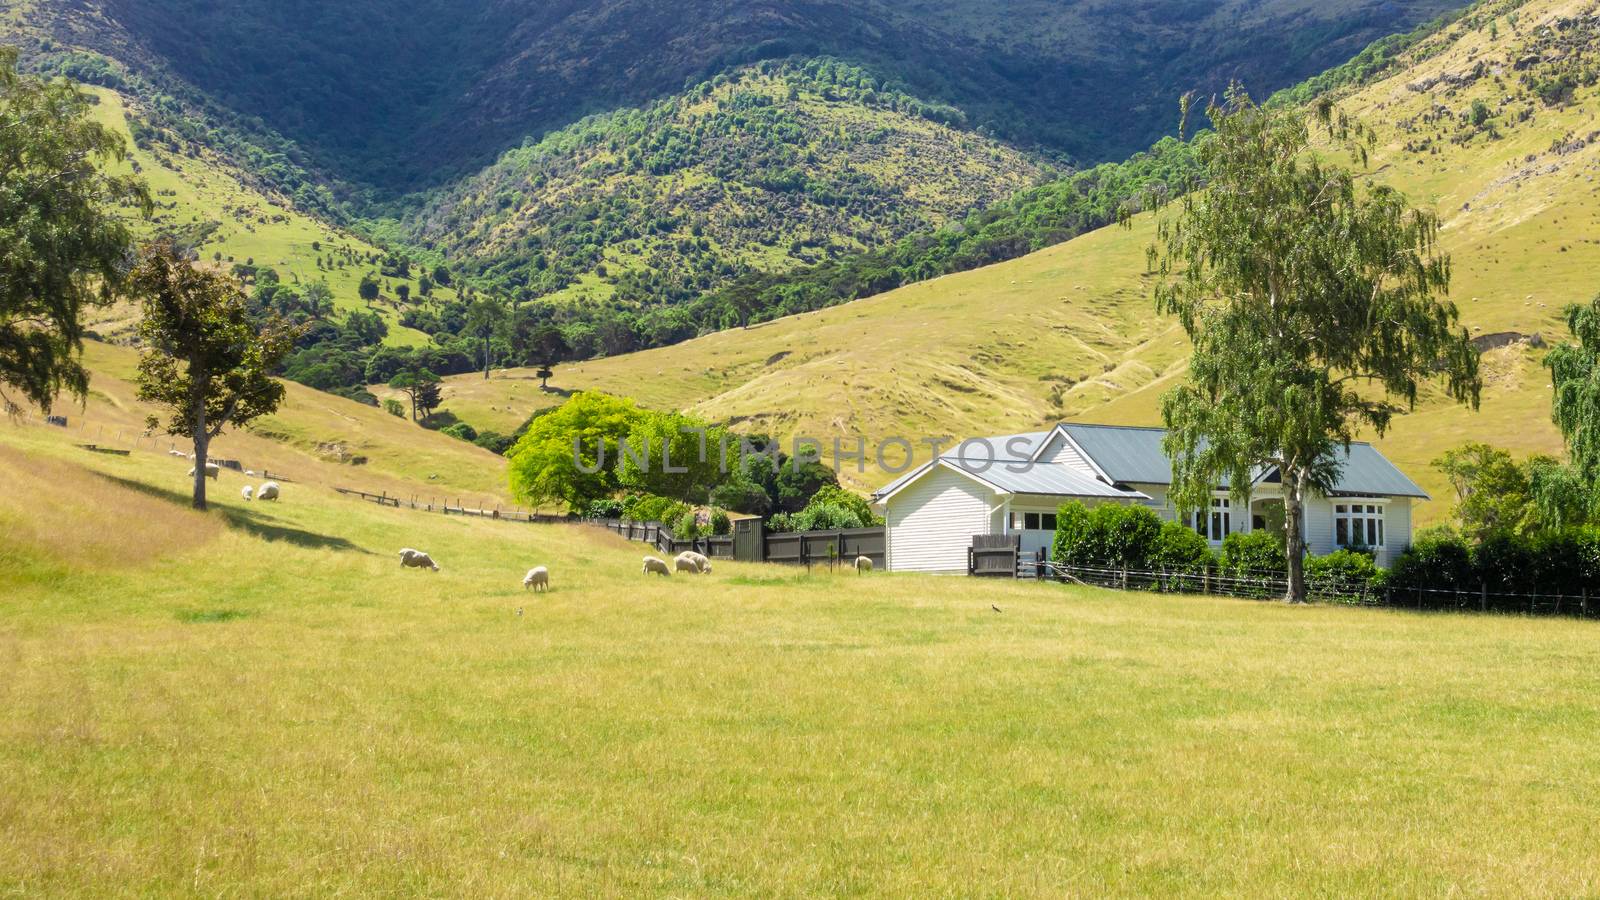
[1037,562,1599,619]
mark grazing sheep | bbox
[245,469,256,477]
[399,548,439,571]
[673,552,702,574]
[642,555,671,577]
[187,463,220,480]
[684,550,711,573]
[168,449,187,458]
[256,481,280,501]
[241,485,254,501]
[522,566,549,592]
[854,555,873,574]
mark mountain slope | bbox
[403,59,1053,306]
[24,0,1462,191]
[413,0,1600,523]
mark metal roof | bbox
[871,455,1147,502]
[1057,423,1427,498]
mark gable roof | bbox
[871,455,1148,504]
[1056,423,1428,499]
[872,423,1429,501]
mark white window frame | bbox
[1334,499,1388,549]
[1012,511,1060,531]
[1188,496,1232,543]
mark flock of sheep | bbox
[170,449,278,501]
[395,546,873,593]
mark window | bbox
[1021,512,1058,531]
[1190,497,1231,541]
[1334,502,1385,548]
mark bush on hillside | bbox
[585,498,624,519]
[473,430,514,455]
[440,422,478,442]
[383,398,405,417]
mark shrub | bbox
[709,508,731,536]
[440,422,478,442]
[1220,531,1285,576]
[789,501,865,532]
[1151,521,1215,574]
[805,484,880,526]
[1051,501,1162,570]
[622,493,689,525]
[585,498,624,519]
[674,510,701,540]
[473,430,514,455]
[767,511,794,533]
[1382,528,1473,599]
[382,398,405,417]
[1305,550,1379,602]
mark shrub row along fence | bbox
[590,517,886,569]
[1034,559,1600,618]
[333,487,565,523]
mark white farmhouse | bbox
[871,423,1427,574]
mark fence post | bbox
[1480,581,1487,613]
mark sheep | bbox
[167,449,187,458]
[522,566,549,592]
[684,550,711,573]
[854,555,873,574]
[241,485,254,501]
[642,555,671,576]
[187,463,220,480]
[673,552,702,574]
[245,469,256,477]
[256,481,280,501]
[399,548,439,571]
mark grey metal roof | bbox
[1058,423,1426,498]
[871,455,1146,501]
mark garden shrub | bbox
[1220,531,1285,576]
[585,498,624,519]
[1305,549,1379,602]
[709,508,731,536]
[1051,501,1162,570]
[1151,521,1215,574]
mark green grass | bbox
[5,398,1600,895]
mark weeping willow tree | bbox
[1546,296,1600,515]
[1146,87,1480,602]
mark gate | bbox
[969,534,1020,577]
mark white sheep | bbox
[187,463,220,480]
[684,550,711,573]
[522,566,549,592]
[241,485,254,501]
[168,449,187,458]
[245,469,256,477]
[854,555,873,574]
[642,555,671,577]
[399,548,439,571]
[257,481,280,501]
[673,552,702,574]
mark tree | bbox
[616,409,725,502]
[464,296,507,380]
[302,280,334,319]
[388,368,441,421]
[1547,295,1600,496]
[0,48,150,413]
[527,324,567,390]
[130,242,296,510]
[507,392,644,510]
[1433,443,1531,541]
[358,272,380,302]
[1146,88,1480,602]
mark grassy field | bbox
[407,0,1600,523]
[5,410,1600,895]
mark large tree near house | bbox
[1146,87,1480,603]
[132,242,296,510]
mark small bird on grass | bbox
[991,604,1002,613]
[516,607,523,617]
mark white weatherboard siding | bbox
[886,465,996,573]
[1036,433,1098,476]
[1383,499,1412,567]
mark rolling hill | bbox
[410,0,1600,523]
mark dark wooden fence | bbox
[334,487,567,523]
[969,534,1021,577]
[592,517,885,569]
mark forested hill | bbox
[398,59,1055,307]
[26,0,1463,192]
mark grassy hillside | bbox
[76,88,450,346]
[32,341,513,504]
[5,417,1600,893]
[403,59,1053,307]
[418,0,1599,524]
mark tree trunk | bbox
[1284,468,1307,603]
[191,402,209,511]
[483,335,491,380]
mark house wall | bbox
[1303,496,1411,567]
[1035,432,1099,476]
[884,466,997,573]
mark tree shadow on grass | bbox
[92,473,374,554]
